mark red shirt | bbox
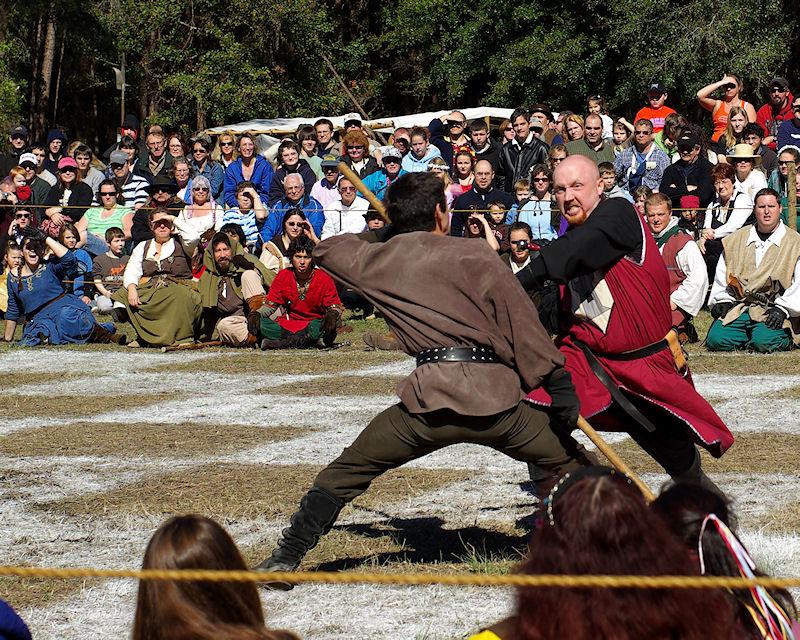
[267,267,341,333]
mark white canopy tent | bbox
[202,106,515,137]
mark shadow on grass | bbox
[312,516,529,572]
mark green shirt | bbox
[83,205,132,235]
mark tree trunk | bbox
[34,10,57,140]
[52,33,66,124]
[29,13,43,130]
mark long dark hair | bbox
[132,514,298,640]
[514,472,737,639]
[653,483,798,634]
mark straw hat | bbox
[726,143,761,166]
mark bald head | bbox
[552,156,604,227]
[474,160,495,189]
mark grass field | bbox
[0,312,799,639]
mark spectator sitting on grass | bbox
[133,514,299,640]
[92,227,129,314]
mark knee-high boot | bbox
[254,487,343,590]
[89,323,127,345]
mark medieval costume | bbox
[113,233,202,346]
[197,237,273,347]
[6,251,120,345]
[651,216,708,341]
[707,222,800,353]
[518,197,733,482]
[254,230,593,586]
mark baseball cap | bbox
[321,154,339,168]
[381,146,402,161]
[363,210,383,221]
[647,81,666,95]
[677,130,700,149]
[530,116,544,131]
[343,112,362,127]
[770,77,790,90]
[18,152,38,167]
[109,150,128,166]
[10,125,28,138]
[57,156,78,170]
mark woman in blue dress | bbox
[2,227,125,345]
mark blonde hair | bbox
[722,105,749,151]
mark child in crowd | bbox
[632,185,653,217]
[599,162,633,202]
[507,178,531,223]
[586,94,614,141]
[486,201,510,253]
[59,223,93,305]
[0,242,22,319]
[92,227,129,314]
[612,118,634,155]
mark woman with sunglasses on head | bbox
[175,175,224,277]
[4,226,125,345]
[41,157,94,239]
[697,74,758,143]
[223,134,273,208]
[75,179,133,256]
[112,207,202,347]
[259,208,316,276]
[189,137,224,202]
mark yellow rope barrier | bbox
[2,565,799,590]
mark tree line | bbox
[0,0,797,150]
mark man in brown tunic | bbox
[254,172,591,587]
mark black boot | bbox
[260,330,312,350]
[254,488,343,590]
[89,324,127,345]
[670,449,723,496]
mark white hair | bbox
[283,173,303,189]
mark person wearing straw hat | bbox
[727,143,768,202]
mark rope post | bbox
[788,161,797,232]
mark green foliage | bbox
[0,40,24,131]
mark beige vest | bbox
[722,223,800,341]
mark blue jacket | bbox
[361,168,408,200]
[509,198,557,240]
[190,159,224,202]
[401,146,442,173]
[259,195,325,243]
[267,160,318,206]
[223,156,274,207]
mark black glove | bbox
[322,307,341,335]
[709,302,735,320]
[231,255,255,271]
[765,306,788,330]
[543,367,580,430]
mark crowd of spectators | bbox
[1,77,800,350]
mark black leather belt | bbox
[600,338,669,361]
[416,346,499,367]
[575,339,657,433]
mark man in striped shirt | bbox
[95,150,149,209]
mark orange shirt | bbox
[634,105,676,133]
[711,100,754,142]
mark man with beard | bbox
[756,77,794,151]
[197,232,273,347]
[517,155,732,491]
[253,172,593,588]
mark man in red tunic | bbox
[256,235,342,349]
[517,155,733,489]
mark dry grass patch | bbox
[42,464,471,521]
[773,384,800,400]
[0,576,87,612]
[3,372,79,388]
[0,393,184,420]
[155,349,407,376]
[756,501,800,534]
[601,433,800,476]
[0,422,308,458]
[686,351,800,376]
[266,375,404,397]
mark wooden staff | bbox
[576,415,656,502]
[161,341,222,353]
[337,162,390,224]
[788,161,797,232]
